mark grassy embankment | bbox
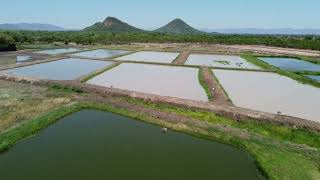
[242,55,320,88]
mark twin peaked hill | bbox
[83,17,205,34]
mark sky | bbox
[1,0,319,29]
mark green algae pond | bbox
[0,110,261,180]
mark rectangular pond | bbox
[72,49,131,59]
[115,51,180,63]
[186,54,261,69]
[4,58,113,80]
[87,63,208,101]
[213,70,320,122]
[0,110,260,180]
[258,57,320,72]
[36,48,80,55]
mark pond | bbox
[115,51,180,63]
[87,63,208,101]
[72,49,131,59]
[258,57,320,72]
[3,58,113,80]
[0,110,261,180]
[306,75,320,82]
[36,48,80,55]
[16,55,32,63]
[213,70,320,122]
[186,54,260,69]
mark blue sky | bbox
[1,0,319,29]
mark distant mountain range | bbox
[0,23,64,31]
[84,17,205,34]
[1,19,320,35]
[202,28,320,35]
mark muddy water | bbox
[36,48,80,55]
[87,63,208,101]
[115,51,179,63]
[213,70,320,122]
[0,110,261,180]
[72,49,131,59]
[4,58,113,80]
[186,54,260,69]
[259,57,320,72]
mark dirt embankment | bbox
[201,67,231,106]
[173,51,190,65]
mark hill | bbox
[0,23,64,31]
[154,19,204,34]
[83,17,144,33]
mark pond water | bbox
[115,51,180,63]
[259,57,320,72]
[0,110,260,180]
[87,63,208,101]
[213,70,320,122]
[72,49,131,59]
[36,48,80,55]
[306,75,320,82]
[4,58,113,80]
[186,54,260,69]
[16,55,32,63]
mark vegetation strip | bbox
[3,30,320,51]
[198,67,214,101]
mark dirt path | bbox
[173,51,190,65]
[202,67,231,106]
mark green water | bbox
[0,110,261,180]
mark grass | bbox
[242,55,320,88]
[215,60,230,65]
[119,96,320,148]
[1,100,319,179]
[49,84,83,93]
[198,68,213,101]
[294,71,320,76]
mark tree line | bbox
[0,32,17,51]
[1,30,320,51]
